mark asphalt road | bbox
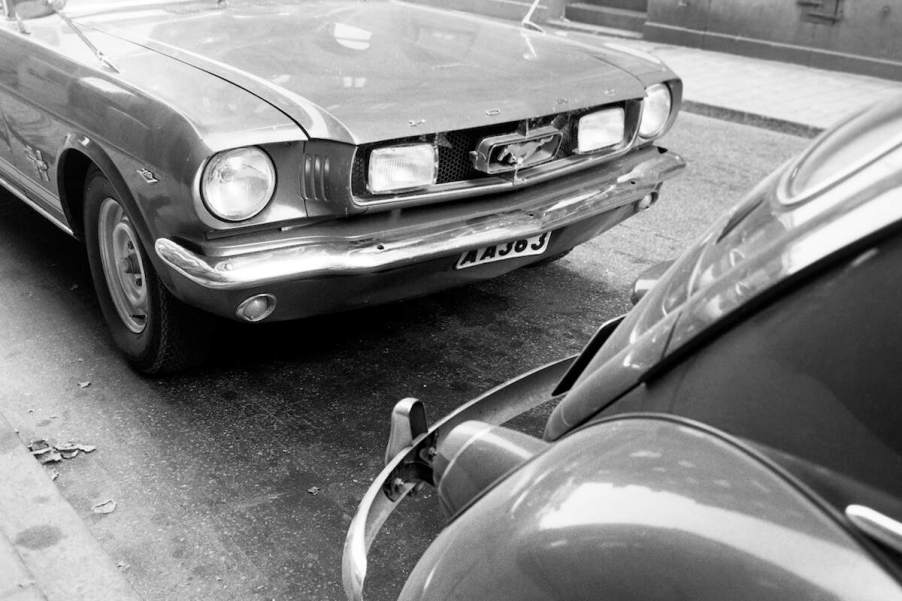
[0,114,808,601]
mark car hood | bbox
[79,0,650,144]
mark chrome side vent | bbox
[301,154,330,202]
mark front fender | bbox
[58,135,144,241]
[399,416,900,601]
[56,134,201,295]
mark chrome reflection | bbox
[537,480,872,593]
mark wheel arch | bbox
[57,135,147,246]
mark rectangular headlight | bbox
[367,143,437,194]
[577,108,626,153]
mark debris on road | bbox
[49,469,60,482]
[78,381,91,389]
[116,560,130,571]
[28,440,97,466]
[36,451,61,464]
[92,499,117,514]
[56,442,97,459]
[28,440,62,464]
[29,440,50,453]
[306,486,321,496]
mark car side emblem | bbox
[24,146,49,182]
[408,119,426,128]
[137,168,159,184]
[485,108,502,116]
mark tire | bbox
[83,168,211,374]
[526,249,572,268]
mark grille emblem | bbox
[471,126,562,175]
[496,136,555,168]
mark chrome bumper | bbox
[155,150,685,290]
[341,355,576,601]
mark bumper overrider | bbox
[155,146,684,321]
[341,355,576,601]
[340,313,625,600]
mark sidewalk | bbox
[549,26,902,136]
[0,415,140,601]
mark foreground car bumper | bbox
[155,146,684,320]
[340,313,626,600]
[342,355,576,601]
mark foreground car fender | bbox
[398,416,900,601]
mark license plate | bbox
[455,232,550,270]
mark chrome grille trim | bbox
[350,99,642,210]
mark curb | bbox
[0,414,142,601]
[681,100,824,139]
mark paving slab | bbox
[0,415,141,601]
[549,27,902,135]
[0,535,42,601]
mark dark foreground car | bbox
[343,97,902,600]
[0,0,683,373]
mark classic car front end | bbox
[0,0,684,372]
[343,97,902,600]
[155,143,682,321]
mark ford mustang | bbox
[0,0,683,372]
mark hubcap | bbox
[98,198,148,334]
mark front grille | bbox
[351,124,514,194]
[436,130,485,183]
[351,101,637,202]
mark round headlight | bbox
[639,83,672,139]
[201,147,276,222]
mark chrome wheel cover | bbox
[98,197,148,334]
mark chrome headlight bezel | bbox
[201,146,277,222]
[639,83,674,140]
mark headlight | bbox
[639,83,672,138]
[577,107,626,153]
[367,143,437,194]
[201,147,276,221]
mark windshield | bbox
[580,175,772,372]
[583,99,902,379]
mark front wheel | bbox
[83,168,211,374]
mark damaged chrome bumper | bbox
[155,149,685,290]
[341,356,576,601]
